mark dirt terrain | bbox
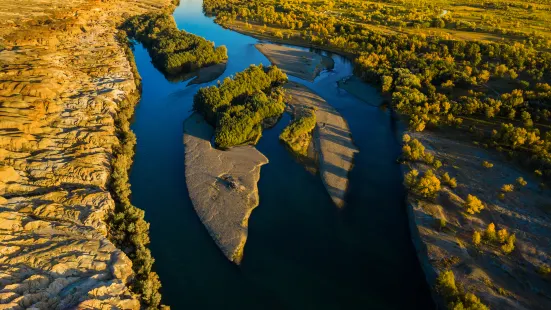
[0,0,171,308]
[407,129,551,310]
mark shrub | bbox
[537,264,551,275]
[433,160,442,169]
[464,194,484,214]
[436,270,457,299]
[415,169,441,198]
[442,172,457,189]
[501,234,516,254]
[482,161,493,168]
[280,110,316,155]
[405,169,419,189]
[402,138,426,161]
[497,229,509,243]
[485,223,497,242]
[516,177,527,187]
[501,184,514,192]
[473,231,481,246]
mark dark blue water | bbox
[130,0,433,309]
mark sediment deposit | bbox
[284,82,358,208]
[183,113,268,263]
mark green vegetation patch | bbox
[193,64,288,148]
[122,13,228,76]
[279,108,316,156]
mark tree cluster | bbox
[122,13,228,76]
[193,65,288,148]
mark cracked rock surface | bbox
[0,0,171,308]
[183,113,268,264]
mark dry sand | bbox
[284,82,358,208]
[256,43,334,82]
[183,113,268,263]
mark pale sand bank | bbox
[256,43,334,82]
[284,82,358,208]
[183,113,268,263]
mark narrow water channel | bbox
[129,0,434,308]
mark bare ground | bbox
[284,82,358,208]
[183,113,268,264]
[407,129,551,310]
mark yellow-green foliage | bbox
[436,270,489,310]
[482,161,493,168]
[485,223,497,242]
[279,109,316,155]
[415,169,441,198]
[442,172,457,189]
[464,194,484,215]
[402,136,426,161]
[497,228,509,243]
[473,231,481,246]
[123,13,227,75]
[516,177,527,187]
[436,270,457,299]
[501,184,515,192]
[538,264,551,275]
[501,234,516,254]
[193,65,288,148]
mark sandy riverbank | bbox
[405,129,551,309]
[284,82,358,208]
[183,113,268,263]
[256,43,334,82]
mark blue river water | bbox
[129,0,434,308]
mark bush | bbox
[516,177,527,187]
[497,228,509,243]
[537,264,551,275]
[501,234,516,254]
[485,223,497,242]
[442,172,457,188]
[436,270,457,299]
[501,184,514,192]
[473,231,481,246]
[482,161,493,168]
[464,194,484,214]
[280,109,316,155]
[402,138,426,161]
[415,169,441,198]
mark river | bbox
[129,0,434,308]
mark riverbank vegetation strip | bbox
[122,12,228,76]
[193,64,288,148]
[203,0,551,308]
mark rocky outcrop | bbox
[183,113,268,263]
[284,82,358,208]
[0,0,171,308]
